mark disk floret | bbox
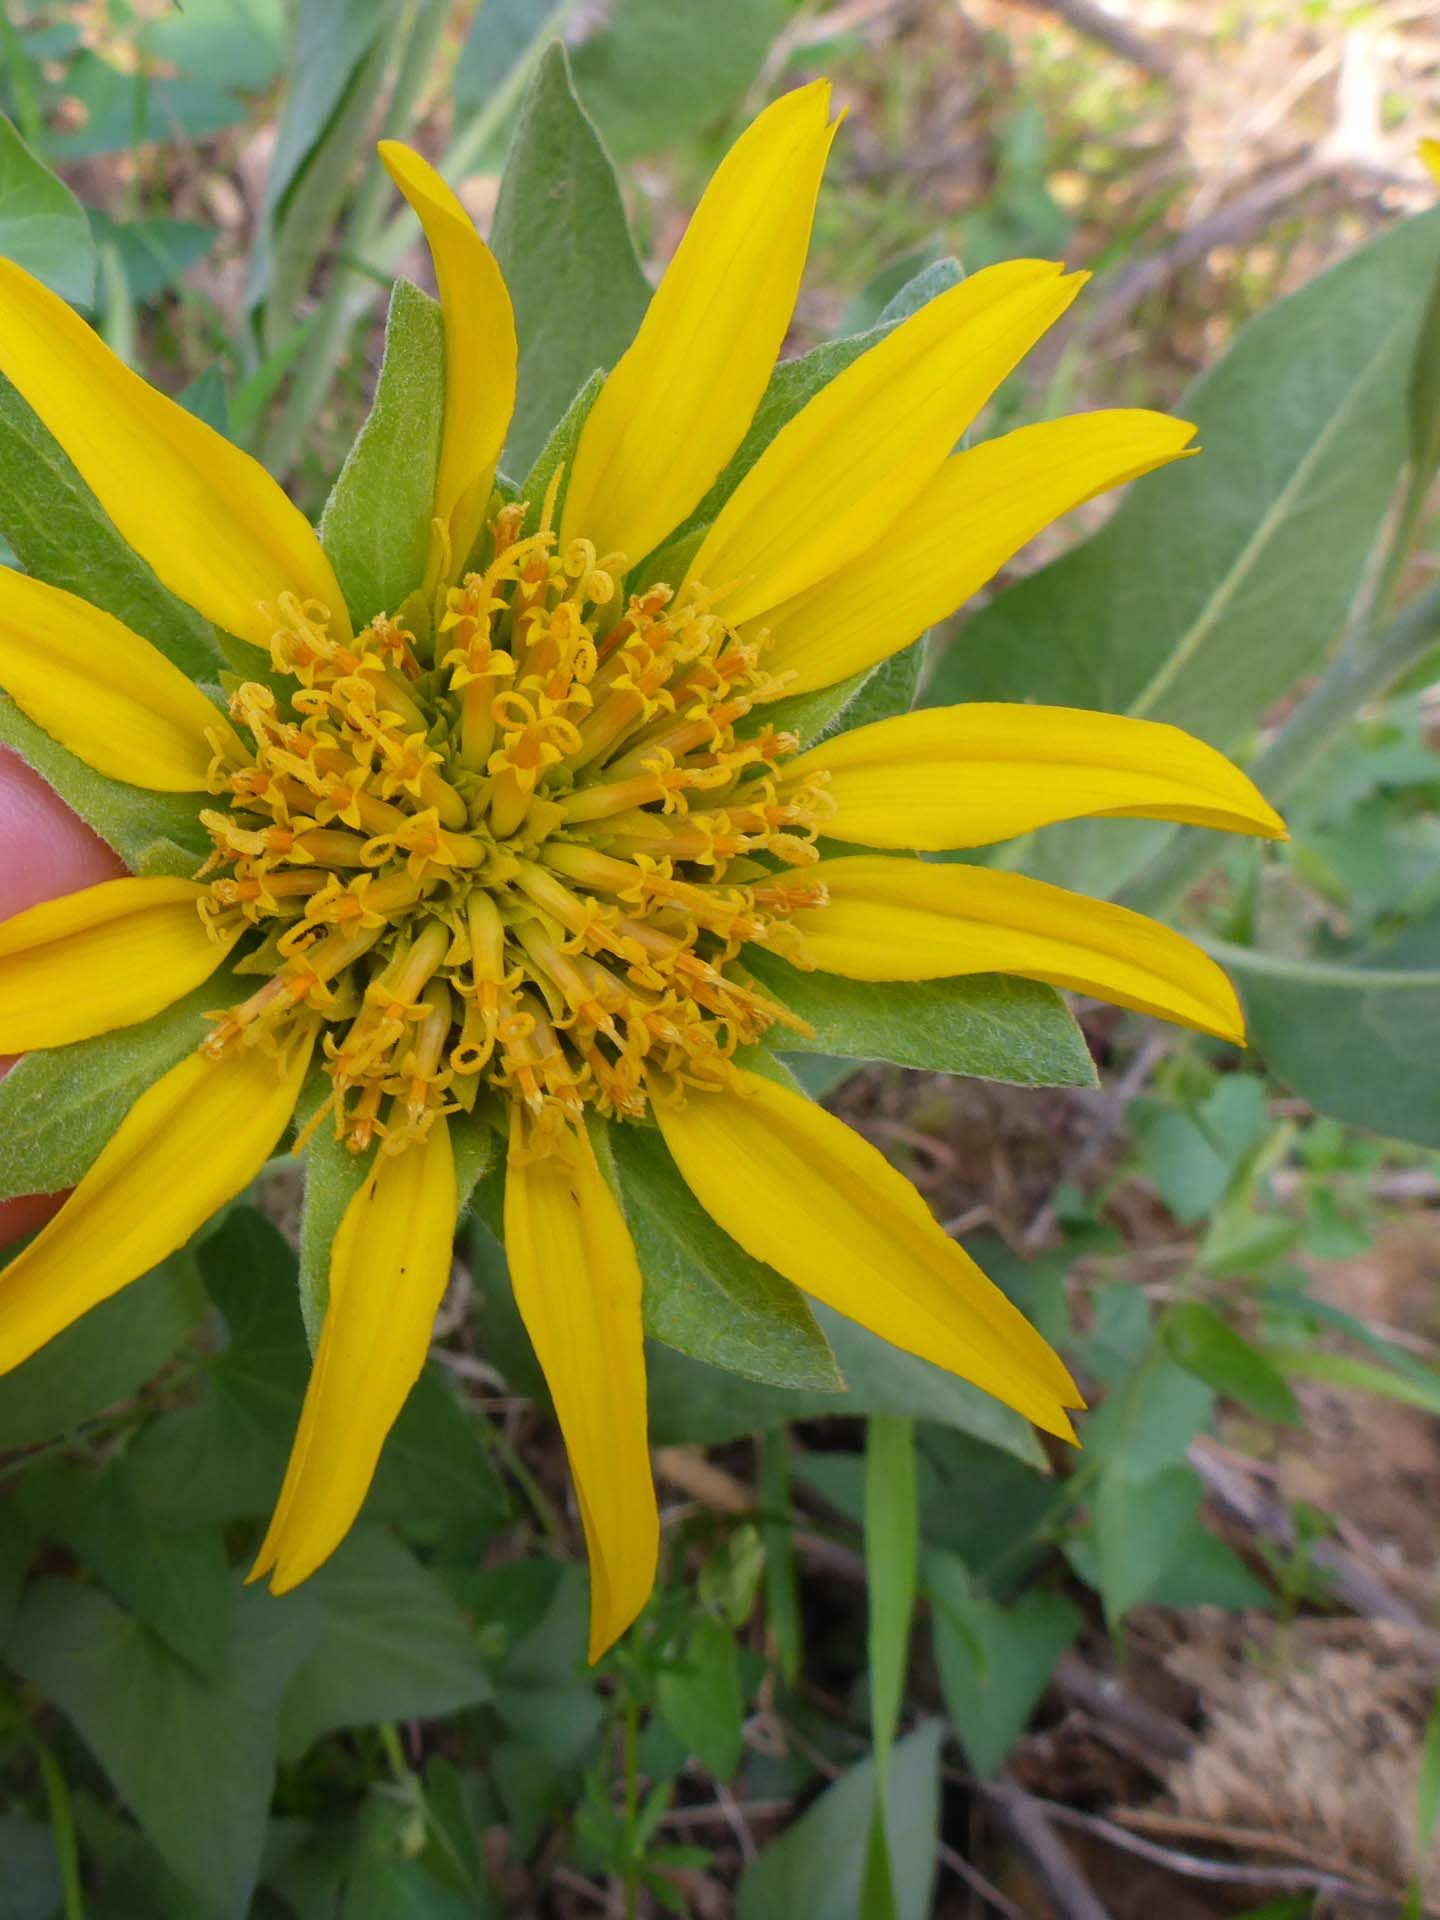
[195,487,831,1157]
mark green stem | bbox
[622,1688,640,1920]
[261,0,448,478]
[33,1740,85,1920]
[378,1720,410,1784]
[482,1415,567,1548]
[1122,582,1440,919]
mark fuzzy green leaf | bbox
[490,44,651,475]
[0,378,218,679]
[296,1121,367,1353]
[514,366,603,529]
[320,278,444,625]
[0,111,96,306]
[602,1121,841,1393]
[0,977,235,1202]
[746,948,1097,1087]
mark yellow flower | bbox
[0,81,1284,1659]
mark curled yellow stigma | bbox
[197,484,832,1159]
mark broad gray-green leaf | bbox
[927,209,1440,744]
[0,694,207,874]
[320,278,442,625]
[746,949,1097,1087]
[491,45,651,475]
[603,1121,841,1392]
[0,1253,202,1450]
[571,0,785,161]
[7,1577,321,1919]
[648,1301,1046,1466]
[0,112,96,306]
[737,1722,943,1920]
[0,977,233,1201]
[1216,935,1440,1148]
[276,1528,493,1762]
[0,376,218,678]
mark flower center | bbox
[196,486,830,1157]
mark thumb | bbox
[0,749,126,1247]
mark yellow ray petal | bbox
[1422,136,1440,187]
[504,1120,657,1661]
[760,409,1197,695]
[0,1028,314,1373]
[0,567,238,789]
[789,856,1244,1042]
[656,1070,1080,1435]
[689,260,1086,626]
[0,260,347,649]
[560,81,837,564]
[788,703,1286,850]
[0,876,238,1050]
[251,1116,457,1592]
[379,142,518,583]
